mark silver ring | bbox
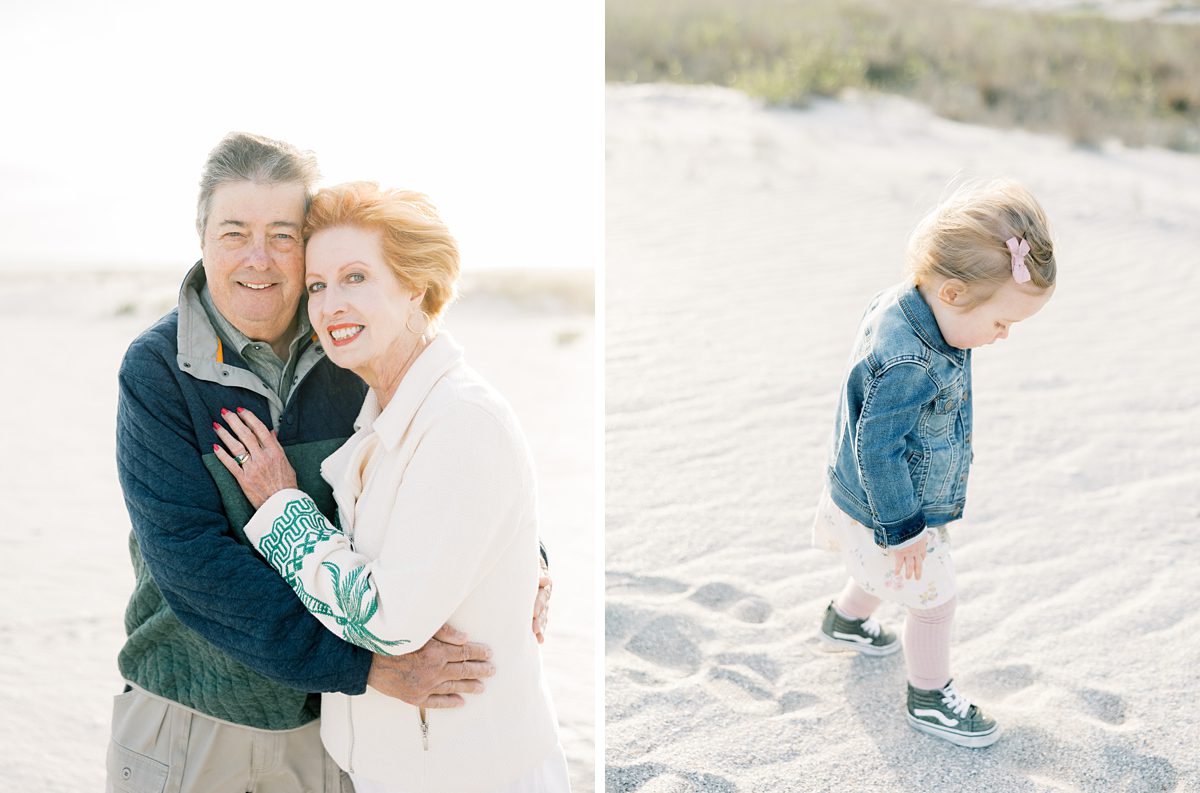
[234,452,252,466]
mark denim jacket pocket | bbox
[924,380,964,436]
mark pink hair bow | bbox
[1006,236,1031,284]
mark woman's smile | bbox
[327,323,365,346]
[305,224,431,406]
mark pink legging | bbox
[834,578,956,691]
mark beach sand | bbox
[0,269,595,793]
[605,83,1199,792]
[970,0,1200,23]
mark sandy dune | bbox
[972,0,1200,23]
[605,83,1199,792]
[0,269,595,793]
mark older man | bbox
[108,132,550,793]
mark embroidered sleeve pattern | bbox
[320,560,410,654]
[259,497,409,654]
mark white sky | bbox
[0,0,602,271]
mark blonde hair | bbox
[304,182,460,319]
[907,179,1056,305]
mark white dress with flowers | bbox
[811,483,956,609]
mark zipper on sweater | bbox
[419,707,429,751]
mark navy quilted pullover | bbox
[115,275,372,730]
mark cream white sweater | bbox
[243,333,560,792]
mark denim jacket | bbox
[826,281,974,548]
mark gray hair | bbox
[196,132,320,237]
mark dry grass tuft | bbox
[607,0,1200,151]
[459,268,594,315]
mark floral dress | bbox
[811,483,956,609]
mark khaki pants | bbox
[106,684,352,793]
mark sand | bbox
[0,269,595,793]
[970,0,1200,23]
[605,83,1200,792]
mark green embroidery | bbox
[261,498,409,653]
[260,499,338,617]
[321,560,410,654]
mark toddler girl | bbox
[812,179,1056,748]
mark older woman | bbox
[212,182,569,793]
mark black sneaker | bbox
[817,602,900,656]
[906,679,1001,748]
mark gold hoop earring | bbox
[406,310,431,337]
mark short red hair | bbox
[305,181,460,318]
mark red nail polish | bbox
[221,408,229,416]
[213,422,220,430]
[236,407,245,413]
[212,444,219,452]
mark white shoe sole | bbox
[817,629,902,656]
[907,713,1002,748]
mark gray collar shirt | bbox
[194,273,325,424]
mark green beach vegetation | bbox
[606,0,1200,151]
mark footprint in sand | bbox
[606,763,737,793]
[625,614,704,675]
[704,652,816,716]
[1077,687,1127,725]
[979,663,1037,696]
[977,668,1125,726]
[615,575,789,714]
[964,724,1178,792]
[608,570,690,596]
[778,690,820,713]
[688,581,773,624]
[712,651,780,682]
[609,571,702,674]
[606,602,636,650]
[1095,743,1178,792]
[687,584,795,712]
[705,666,775,704]
[627,669,669,687]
